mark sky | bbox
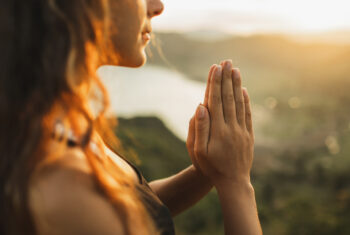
[152,0,350,35]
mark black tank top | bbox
[52,121,175,235]
[125,157,175,235]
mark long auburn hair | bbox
[0,0,156,234]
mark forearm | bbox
[215,180,262,235]
[149,164,213,217]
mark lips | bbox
[142,32,151,41]
[141,27,152,42]
[142,28,152,35]
[141,22,152,42]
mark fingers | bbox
[243,88,253,134]
[203,65,216,107]
[221,60,236,124]
[232,68,245,126]
[186,115,196,160]
[194,105,210,158]
[208,65,224,124]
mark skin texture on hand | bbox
[187,60,254,186]
[186,60,262,235]
[186,64,215,178]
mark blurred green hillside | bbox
[115,116,223,235]
[115,115,350,234]
[147,32,350,161]
[114,33,350,234]
[148,32,350,101]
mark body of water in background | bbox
[98,65,207,141]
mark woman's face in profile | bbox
[108,0,164,67]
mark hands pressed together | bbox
[186,60,254,187]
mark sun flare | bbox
[155,0,350,34]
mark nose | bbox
[147,0,164,18]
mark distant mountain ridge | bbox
[147,32,350,92]
[171,30,350,44]
[291,30,350,44]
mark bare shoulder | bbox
[29,150,126,235]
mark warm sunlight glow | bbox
[155,0,350,34]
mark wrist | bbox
[214,177,253,194]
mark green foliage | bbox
[115,116,191,180]
[115,115,350,234]
[115,116,223,234]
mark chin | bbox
[129,56,147,68]
[117,49,147,68]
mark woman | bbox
[0,0,262,234]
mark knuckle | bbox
[214,75,222,85]
[246,110,252,118]
[217,127,228,139]
[197,122,207,131]
[234,76,242,86]
[194,145,205,157]
[236,127,244,135]
[229,120,239,129]
[236,99,244,106]
[230,120,237,127]
[237,97,244,103]
[223,70,231,79]
[196,118,204,125]
[244,130,254,142]
[223,93,234,102]
[212,94,222,104]
[244,133,251,142]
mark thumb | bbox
[186,114,195,160]
[194,104,210,158]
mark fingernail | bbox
[225,61,231,69]
[197,105,206,120]
[243,88,248,96]
[216,65,222,74]
[233,68,240,79]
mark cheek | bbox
[104,0,147,67]
[113,31,146,67]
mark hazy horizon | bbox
[152,29,350,45]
